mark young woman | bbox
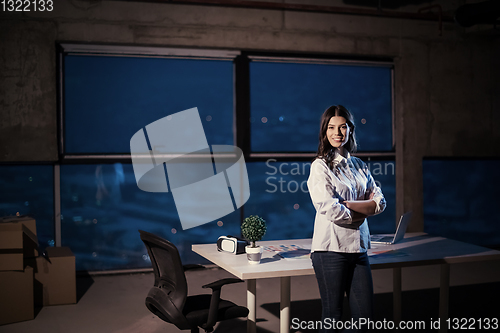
[307,105,386,332]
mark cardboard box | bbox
[0,223,38,271]
[0,266,34,326]
[0,216,37,235]
[27,247,76,306]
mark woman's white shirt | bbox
[307,150,386,253]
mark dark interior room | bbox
[1,0,499,332]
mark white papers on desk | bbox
[264,244,311,260]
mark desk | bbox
[192,233,500,333]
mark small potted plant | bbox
[241,215,267,264]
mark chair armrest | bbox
[202,278,244,290]
[202,278,245,330]
[182,264,205,271]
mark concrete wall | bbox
[1,0,499,231]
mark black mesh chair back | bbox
[139,230,248,332]
[139,229,192,329]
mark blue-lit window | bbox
[245,161,316,241]
[250,61,392,152]
[64,55,233,154]
[423,159,500,248]
[60,163,241,271]
[0,165,54,250]
[245,159,395,241]
[62,51,237,270]
[248,59,394,241]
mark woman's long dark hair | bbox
[315,105,357,168]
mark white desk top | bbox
[193,238,313,279]
[192,233,500,280]
[368,232,500,268]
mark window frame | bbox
[237,51,395,160]
[58,43,241,160]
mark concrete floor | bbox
[2,262,500,333]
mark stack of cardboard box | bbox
[0,216,77,326]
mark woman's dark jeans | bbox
[311,251,373,332]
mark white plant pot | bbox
[246,245,263,264]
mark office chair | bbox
[139,230,249,333]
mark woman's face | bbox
[326,116,350,150]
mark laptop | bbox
[370,212,412,245]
